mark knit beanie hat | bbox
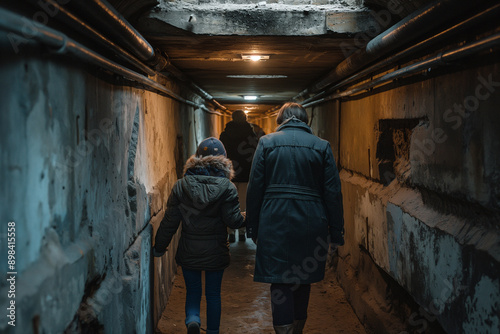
[196,137,227,157]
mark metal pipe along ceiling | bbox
[32,0,226,113]
[302,32,500,108]
[31,0,157,77]
[300,3,500,106]
[65,0,155,62]
[295,0,485,100]
[0,8,218,114]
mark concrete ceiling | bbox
[126,0,432,115]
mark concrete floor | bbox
[156,239,366,334]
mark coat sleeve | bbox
[220,182,245,229]
[246,140,266,239]
[323,143,345,245]
[154,183,183,253]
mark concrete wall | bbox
[309,59,500,333]
[308,100,341,165]
[162,0,354,5]
[0,33,221,333]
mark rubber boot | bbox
[273,324,294,334]
[186,322,200,334]
[293,319,306,334]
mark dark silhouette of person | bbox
[220,110,258,242]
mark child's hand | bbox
[152,246,166,257]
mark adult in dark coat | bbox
[153,137,245,334]
[220,110,258,242]
[219,110,258,182]
[246,102,344,334]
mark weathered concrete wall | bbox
[150,0,371,37]
[308,100,341,165]
[0,33,221,333]
[162,0,358,6]
[320,60,500,333]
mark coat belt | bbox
[264,184,321,199]
[183,233,226,240]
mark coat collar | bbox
[277,116,312,133]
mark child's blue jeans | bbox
[182,267,224,334]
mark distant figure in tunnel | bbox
[153,137,246,334]
[219,109,258,242]
[246,102,345,334]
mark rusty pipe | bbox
[31,0,157,76]
[65,0,154,62]
[303,32,500,107]
[0,8,219,114]
[301,3,500,106]
[28,1,226,111]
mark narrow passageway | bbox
[1,0,499,333]
[157,240,366,334]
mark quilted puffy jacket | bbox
[154,154,245,270]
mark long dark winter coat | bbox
[219,120,258,182]
[154,155,245,271]
[246,117,344,284]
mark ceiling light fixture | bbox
[241,54,270,61]
[227,75,287,79]
[244,95,258,100]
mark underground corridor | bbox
[0,0,499,333]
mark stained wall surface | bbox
[0,34,222,333]
[308,60,500,333]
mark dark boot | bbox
[293,319,306,334]
[206,329,219,334]
[186,322,200,334]
[274,324,294,334]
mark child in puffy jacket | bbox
[153,137,245,334]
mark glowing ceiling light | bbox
[244,110,249,114]
[241,54,270,61]
[244,95,258,100]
